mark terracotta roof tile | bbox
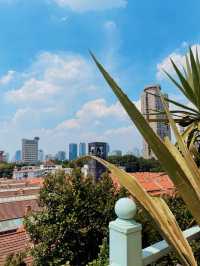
[0,188,40,198]
[0,178,43,189]
[0,199,40,221]
[112,172,175,196]
[0,230,32,265]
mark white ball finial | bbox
[115,198,137,220]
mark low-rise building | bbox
[40,162,63,174]
[13,166,45,179]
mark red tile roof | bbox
[0,188,40,198]
[0,199,40,221]
[0,178,43,189]
[112,172,175,196]
[27,178,44,186]
[0,230,32,265]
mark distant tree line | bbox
[107,155,163,172]
[0,163,15,178]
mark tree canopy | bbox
[107,155,163,172]
[24,170,127,266]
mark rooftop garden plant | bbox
[90,47,200,265]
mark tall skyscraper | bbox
[15,150,22,162]
[88,142,108,180]
[69,143,78,161]
[3,153,9,162]
[57,151,66,161]
[38,149,44,162]
[22,137,39,164]
[0,151,4,162]
[141,85,171,159]
[106,143,110,155]
[79,143,86,157]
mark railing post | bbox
[109,197,142,266]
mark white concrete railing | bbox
[109,198,200,266]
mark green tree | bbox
[89,196,200,265]
[5,252,26,266]
[0,163,15,178]
[107,155,163,172]
[24,169,127,266]
[87,238,109,266]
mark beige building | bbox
[141,85,171,159]
[22,137,39,164]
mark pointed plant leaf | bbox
[88,155,197,266]
[91,52,200,226]
[170,59,197,106]
[189,48,200,109]
[185,54,193,89]
[160,94,200,189]
[146,90,199,114]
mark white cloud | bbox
[53,0,127,12]
[6,78,61,103]
[55,98,127,130]
[55,98,141,131]
[1,25,142,156]
[0,70,15,85]
[45,98,141,154]
[156,44,200,80]
[0,97,141,156]
[5,52,100,106]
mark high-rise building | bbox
[38,149,44,162]
[88,142,108,180]
[141,85,171,159]
[3,153,9,162]
[45,154,55,161]
[69,143,78,161]
[0,151,4,162]
[22,137,39,164]
[0,151,9,162]
[79,143,86,157]
[106,143,110,155]
[56,151,66,161]
[15,150,22,162]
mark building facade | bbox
[15,150,21,162]
[79,143,86,157]
[56,151,66,161]
[88,142,108,180]
[0,151,4,163]
[69,143,78,161]
[22,137,39,164]
[141,85,171,159]
[38,149,44,162]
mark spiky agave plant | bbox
[88,49,200,265]
[149,48,200,156]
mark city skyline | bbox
[10,139,143,162]
[0,1,198,155]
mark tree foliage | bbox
[89,196,200,265]
[0,163,15,178]
[107,155,163,172]
[24,169,127,266]
[5,252,26,266]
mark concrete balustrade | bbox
[109,198,142,266]
[109,198,200,266]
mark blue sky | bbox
[0,0,200,158]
